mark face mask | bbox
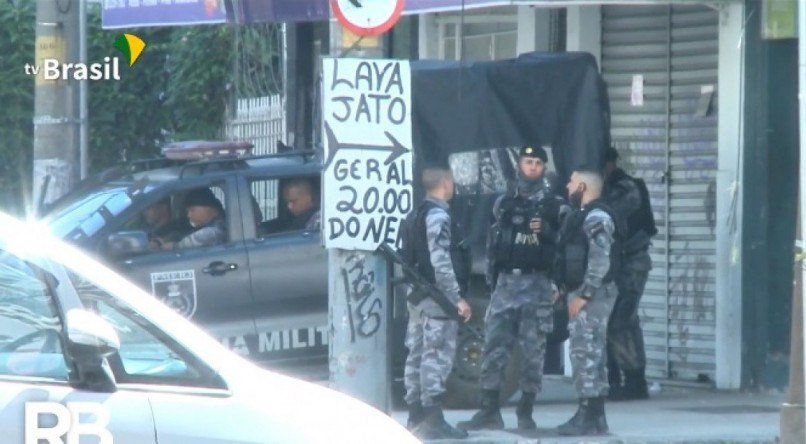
[517,172,543,196]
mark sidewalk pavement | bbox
[392,376,783,443]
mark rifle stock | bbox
[377,243,461,321]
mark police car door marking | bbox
[150,270,197,318]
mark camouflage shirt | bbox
[176,216,226,249]
[413,197,461,317]
[573,208,615,300]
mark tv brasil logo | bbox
[25,33,145,81]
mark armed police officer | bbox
[401,166,472,440]
[602,147,655,400]
[554,169,624,436]
[459,146,564,431]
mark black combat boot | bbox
[516,392,537,430]
[620,369,649,400]
[557,398,596,436]
[414,405,469,440]
[406,402,424,430]
[457,389,504,431]
[589,396,609,434]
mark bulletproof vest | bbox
[554,200,623,290]
[490,191,559,272]
[400,200,471,296]
[606,169,657,243]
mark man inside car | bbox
[143,198,191,251]
[158,188,226,250]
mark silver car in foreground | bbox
[0,212,416,443]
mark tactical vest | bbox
[606,169,657,250]
[400,200,471,297]
[554,200,623,291]
[490,192,559,272]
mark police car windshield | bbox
[47,185,145,241]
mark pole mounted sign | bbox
[330,0,406,36]
[322,58,413,251]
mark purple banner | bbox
[102,0,227,29]
[404,0,514,14]
[234,0,329,24]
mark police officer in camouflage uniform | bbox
[459,146,565,431]
[160,188,226,250]
[402,167,472,440]
[555,170,622,436]
[602,147,653,400]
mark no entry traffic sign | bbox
[330,0,405,37]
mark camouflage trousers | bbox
[607,266,650,372]
[479,303,554,393]
[569,284,616,398]
[404,308,459,407]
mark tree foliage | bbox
[0,2,284,215]
[0,1,35,215]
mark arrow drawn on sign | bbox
[323,121,410,168]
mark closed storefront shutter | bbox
[601,4,718,382]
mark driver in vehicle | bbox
[159,188,226,250]
[143,198,191,251]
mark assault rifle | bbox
[377,243,461,321]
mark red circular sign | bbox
[330,0,405,37]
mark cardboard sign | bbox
[322,58,413,251]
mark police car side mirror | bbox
[65,309,120,393]
[107,231,149,258]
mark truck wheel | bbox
[443,298,520,409]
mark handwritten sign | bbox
[322,58,413,251]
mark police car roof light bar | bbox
[161,140,255,161]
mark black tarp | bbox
[410,51,610,178]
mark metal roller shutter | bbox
[601,4,718,382]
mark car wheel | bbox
[443,297,520,409]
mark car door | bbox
[113,178,256,351]
[69,274,250,444]
[239,175,328,373]
[0,248,155,444]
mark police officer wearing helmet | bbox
[459,146,565,431]
[554,169,624,436]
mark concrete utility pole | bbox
[33,0,81,212]
[326,26,391,413]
